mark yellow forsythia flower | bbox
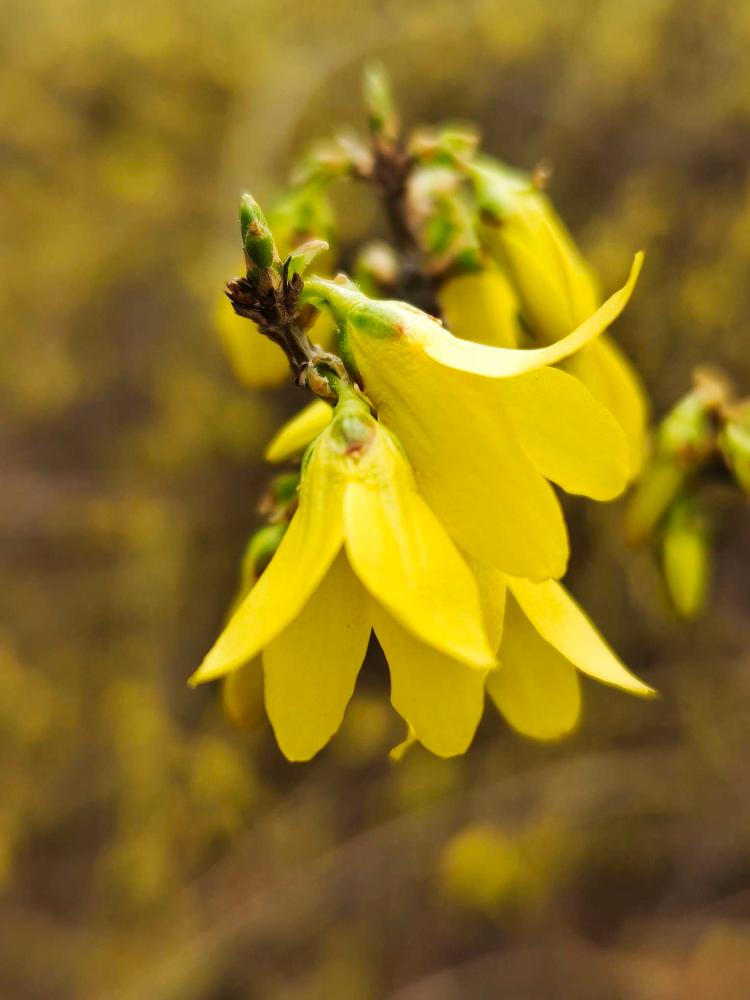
[191,387,496,760]
[472,157,648,475]
[301,255,641,581]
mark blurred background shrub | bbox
[2,1,750,997]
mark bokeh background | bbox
[3,1,750,997]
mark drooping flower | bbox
[190,385,496,760]
[469,156,648,475]
[299,255,641,582]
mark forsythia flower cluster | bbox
[192,67,656,760]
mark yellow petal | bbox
[263,552,371,761]
[346,340,569,579]
[497,365,629,500]
[506,577,655,696]
[487,593,581,741]
[372,604,487,757]
[265,399,333,463]
[215,296,289,389]
[343,425,494,667]
[472,560,507,650]
[419,253,642,378]
[566,336,649,478]
[438,267,522,348]
[189,438,345,684]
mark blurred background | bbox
[3,1,750,997]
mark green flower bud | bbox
[239,193,278,274]
[625,457,686,544]
[408,123,480,168]
[660,497,711,619]
[718,401,750,498]
[362,61,399,145]
[626,373,725,543]
[353,241,399,296]
[406,163,481,274]
[657,392,716,466]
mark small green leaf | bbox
[285,239,329,279]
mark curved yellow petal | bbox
[566,336,649,478]
[487,593,581,741]
[265,399,333,463]
[497,365,629,500]
[372,604,487,757]
[438,268,522,349]
[263,552,371,761]
[419,253,642,378]
[346,338,569,579]
[189,439,345,684]
[343,426,494,668]
[215,296,289,389]
[506,577,655,696]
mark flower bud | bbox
[625,383,720,543]
[362,61,399,145]
[408,123,480,168]
[406,163,481,274]
[718,400,750,498]
[354,241,399,297]
[660,497,711,619]
[239,193,278,274]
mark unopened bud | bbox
[408,123,480,167]
[406,164,481,274]
[718,400,750,498]
[362,61,399,145]
[240,193,278,274]
[660,497,711,618]
[626,384,720,543]
[354,241,399,296]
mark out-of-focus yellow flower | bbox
[481,572,654,741]
[438,264,523,348]
[471,157,648,475]
[215,286,337,390]
[265,398,333,462]
[215,294,290,388]
[301,257,640,581]
[439,824,523,914]
[191,386,495,760]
